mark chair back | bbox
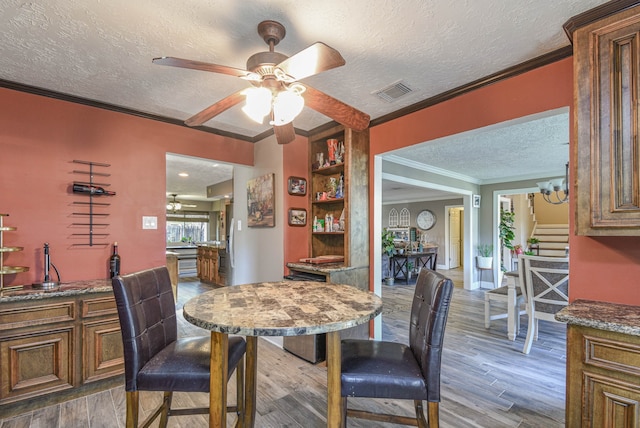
[409,269,454,402]
[112,266,178,391]
[518,255,569,318]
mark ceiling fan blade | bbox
[276,42,345,81]
[302,85,370,131]
[185,90,245,127]
[152,56,260,81]
[274,123,296,144]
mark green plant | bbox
[381,228,395,256]
[524,250,535,256]
[499,209,516,251]
[476,244,493,257]
[527,237,539,245]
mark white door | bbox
[449,208,461,269]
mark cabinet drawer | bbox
[0,302,75,331]
[81,296,117,318]
[0,327,74,403]
[584,334,640,377]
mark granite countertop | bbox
[0,279,112,303]
[183,280,382,336]
[555,299,640,336]
[286,262,354,273]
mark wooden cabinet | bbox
[0,286,123,417]
[197,245,220,285]
[566,324,640,427]
[308,125,369,268]
[574,4,640,235]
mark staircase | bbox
[531,224,569,257]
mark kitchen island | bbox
[0,280,124,418]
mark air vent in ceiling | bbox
[373,80,414,103]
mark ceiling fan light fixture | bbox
[272,88,304,126]
[242,87,272,124]
[167,194,182,211]
[537,162,569,205]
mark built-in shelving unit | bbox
[308,125,369,268]
[0,213,29,294]
[71,160,112,247]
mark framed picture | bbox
[287,176,307,196]
[288,208,307,226]
[473,194,481,208]
[247,173,275,227]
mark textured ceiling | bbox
[1,0,605,201]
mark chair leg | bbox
[427,401,439,428]
[159,391,172,428]
[236,355,245,425]
[415,400,428,427]
[342,397,348,427]
[523,314,535,354]
[125,391,139,428]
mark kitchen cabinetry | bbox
[573,4,640,235]
[558,300,640,427]
[308,125,369,268]
[196,245,221,285]
[0,281,123,417]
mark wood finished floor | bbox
[0,269,566,427]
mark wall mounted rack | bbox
[71,160,113,247]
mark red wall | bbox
[368,57,640,306]
[0,88,253,285]
[282,135,310,268]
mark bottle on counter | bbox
[109,242,121,278]
[73,183,116,196]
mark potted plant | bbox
[476,244,493,269]
[499,209,516,272]
[512,244,524,256]
[527,237,539,250]
[382,228,396,284]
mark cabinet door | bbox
[82,318,124,383]
[0,328,74,403]
[575,6,640,235]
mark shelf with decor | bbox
[307,125,369,268]
[0,213,29,294]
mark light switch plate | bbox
[142,216,157,229]
[237,220,242,231]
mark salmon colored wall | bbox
[282,134,310,269]
[368,56,640,306]
[0,88,253,285]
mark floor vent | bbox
[373,80,413,103]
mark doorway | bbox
[446,205,464,270]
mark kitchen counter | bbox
[286,261,355,274]
[0,279,111,303]
[555,298,640,336]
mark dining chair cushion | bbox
[341,339,427,400]
[137,335,246,392]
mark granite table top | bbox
[285,262,354,273]
[183,280,383,337]
[0,279,112,303]
[556,299,640,337]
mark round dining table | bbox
[183,280,383,428]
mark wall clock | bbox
[416,209,436,230]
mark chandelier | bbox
[166,194,182,211]
[536,162,569,205]
[242,83,305,126]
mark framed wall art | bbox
[247,173,275,227]
[288,208,307,226]
[287,176,307,196]
[473,194,481,208]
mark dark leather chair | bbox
[341,269,453,427]
[112,266,246,428]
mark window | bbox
[166,211,209,244]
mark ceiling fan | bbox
[153,20,370,144]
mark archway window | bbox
[399,208,410,227]
[388,208,399,227]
